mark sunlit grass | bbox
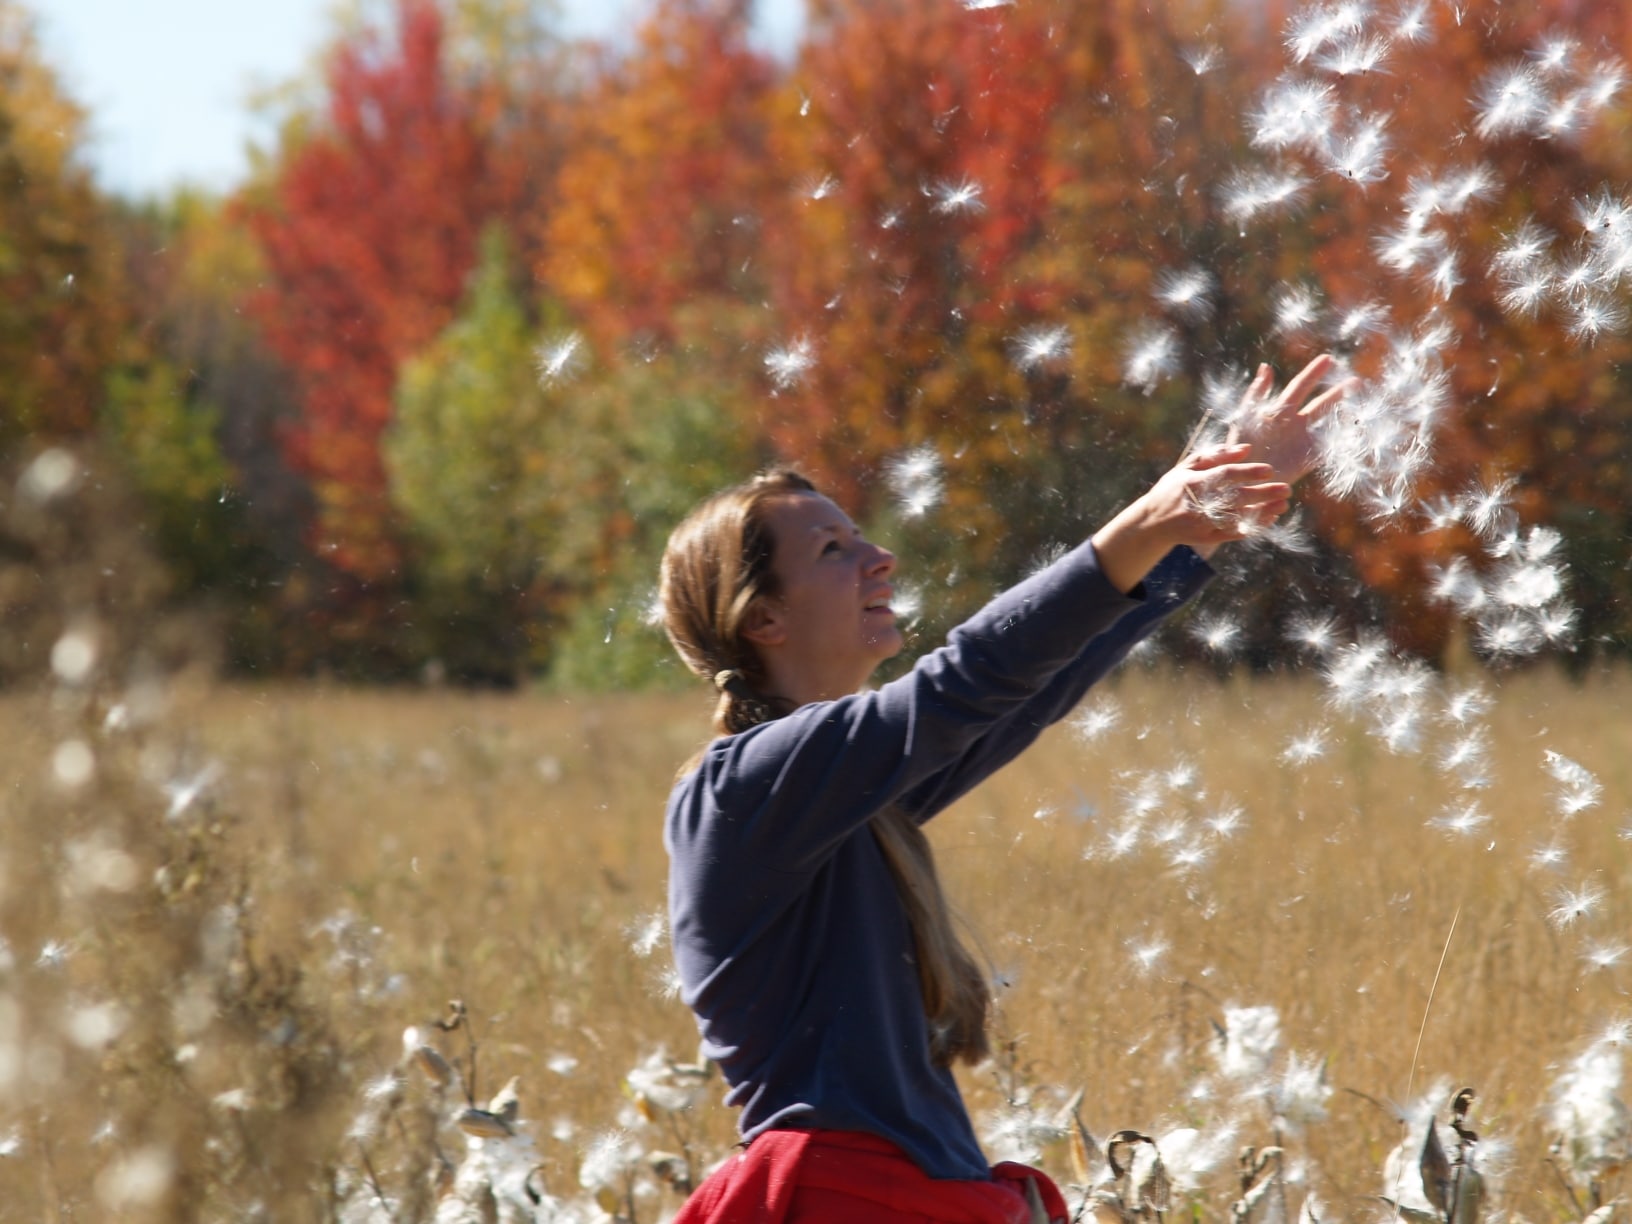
[2,663,1625,1218]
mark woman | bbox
[658,358,1344,1223]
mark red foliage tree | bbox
[244,0,517,580]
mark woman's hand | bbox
[1227,354,1353,485]
[1091,443,1290,594]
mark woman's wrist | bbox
[1090,496,1174,595]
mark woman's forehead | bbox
[768,492,854,537]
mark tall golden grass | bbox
[1,658,1627,1220]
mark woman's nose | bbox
[866,544,896,577]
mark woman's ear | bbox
[740,598,786,648]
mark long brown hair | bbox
[659,469,990,1067]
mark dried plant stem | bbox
[1342,1086,1398,1122]
[1543,1156,1587,1219]
[1391,904,1461,1221]
[463,1012,480,1105]
[355,1138,397,1224]
[1406,905,1461,1114]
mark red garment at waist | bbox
[672,1128,1069,1224]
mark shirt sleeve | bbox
[895,545,1212,820]
[667,539,1205,881]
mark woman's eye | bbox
[822,540,842,555]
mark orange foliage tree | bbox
[541,0,779,349]
[0,2,127,446]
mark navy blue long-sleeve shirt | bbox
[664,541,1212,1180]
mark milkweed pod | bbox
[1135,1149,1171,1215]
[1106,1131,1149,1180]
[411,1044,454,1087]
[1235,1162,1286,1224]
[1452,1087,1476,1124]
[488,1075,521,1123]
[1062,1093,1099,1188]
[1420,1122,1452,1216]
[524,1165,548,1205]
[1251,1146,1284,1182]
[1087,1189,1130,1224]
[1450,1163,1485,1224]
[456,1107,514,1139]
[1022,1175,1049,1224]
[594,1186,621,1215]
[1377,1198,1444,1224]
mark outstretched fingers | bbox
[1247,362,1276,403]
[1276,353,1337,410]
[1213,480,1292,538]
[1189,465,1290,528]
[1298,375,1356,422]
[1205,459,1281,487]
[1187,441,1256,470]
[1233,479,1293,510]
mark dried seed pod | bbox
[1134,1147,1171,1216]
[1450,1087,1479,1146]
[524,1165,548,1205]
[1237,1146,1259,1193]
[438,999,468,1032]
[1451,1087,1476,1123]
[411,1043,455,1087]
[1233,1176,1276,1223]
[487,1075,521,1123]
[1106,1130,1149,1180]
[1067,1109,1101,1187]
[1022,1174,1049,1224]
[1374,1197,1443,1224]
[1087,1188,1131,1224]
[1420,1121,1452,1215]
[456,1107,514,1139]
[1232,1147,1285,1224]
[1450,1163,1485,1224]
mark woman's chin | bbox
[864,624,905,657]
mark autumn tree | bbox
[244,0,546,583]
[384,226,566,681]
[541,0,779,350]
[0,1,127,446]
[539,302,774,690]
[102,191,317,670]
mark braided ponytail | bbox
[708,668,789,737]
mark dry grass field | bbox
[1,656,1628,1221]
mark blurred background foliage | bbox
[4,0,1632,686]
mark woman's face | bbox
[753,492,901,698]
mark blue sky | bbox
[38,0,804,199]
